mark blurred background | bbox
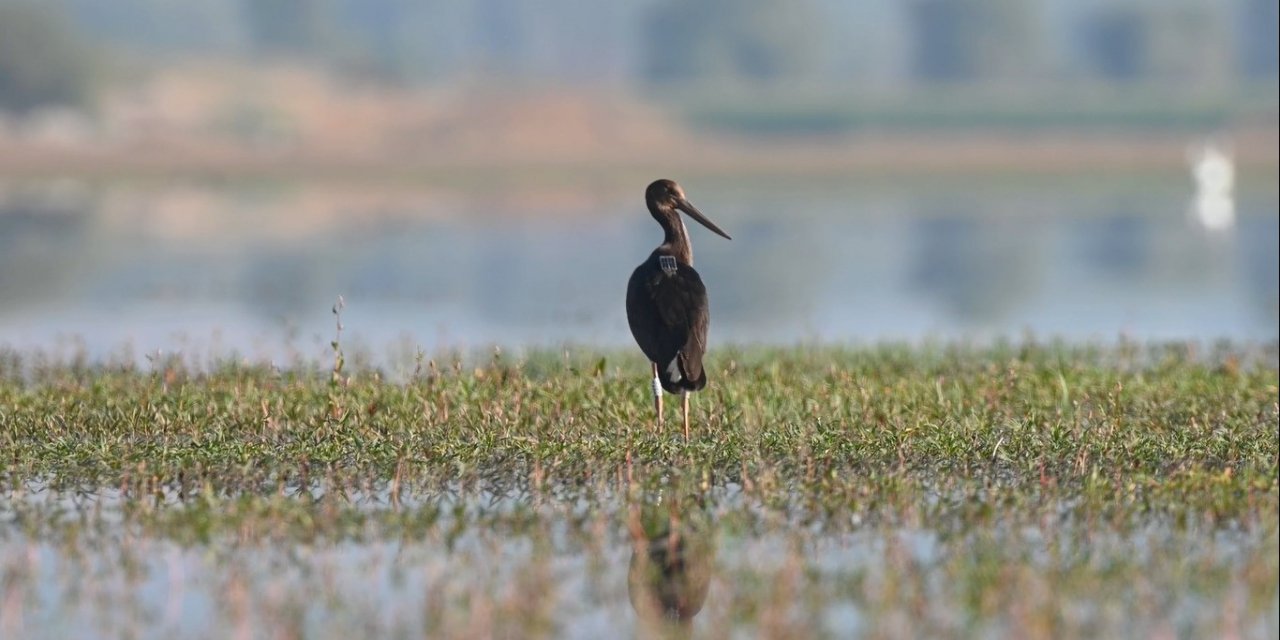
[0,0,1276,363]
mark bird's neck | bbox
[661,215,693,265]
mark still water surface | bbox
[5,485,1273,638]
[1,177,1275,360]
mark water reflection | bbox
[0,189,97,306]
[907,208,1042,322]
[1075,211,1148,277]
[626,495,714,633]
[1237,209,1280,321]
[0,179,1275,359]
[701,203,832,330]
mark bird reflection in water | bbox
[627,494,714,635]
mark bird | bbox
[626,179,731,439]
[627,497,713,627]
[1188,139,1236,231]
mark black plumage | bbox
[626,179,730,433]
[627,256,709,393]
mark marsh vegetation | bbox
[2,341,1276,637]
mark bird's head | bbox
[645,179,731,240]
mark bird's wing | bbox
[655,262,716,386]
[669,264,709,389]
[629,261,709,389]
[627,264,674,367]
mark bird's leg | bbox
[651,362,663,429]
[682,390,690,441]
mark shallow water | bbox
[1,177,1275,363]
[3,485,1276,639]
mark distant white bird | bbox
[1188,140,1235,231]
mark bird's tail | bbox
[659,353,707,393]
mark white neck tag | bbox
[659,256,678,276]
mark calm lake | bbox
[1,175,1276,361]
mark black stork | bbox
[626,179,731,439]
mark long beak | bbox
[677,199,732,240]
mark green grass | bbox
[3,341,1275,527]
[1,341,1277,637]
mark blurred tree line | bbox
[0,0,1275,114]
[642,0,821,84]
[907,0,1042,82]
[0,2,95,113]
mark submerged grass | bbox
[1,340,1277,637]
[3,341,1275,529]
